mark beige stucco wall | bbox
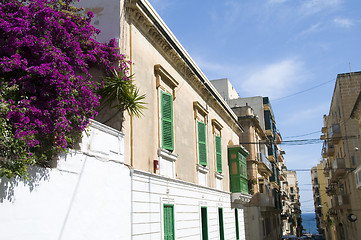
[127,24,240,189]
[113,1,242,192]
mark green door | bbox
[164,204,175,240]
[218,208,224,240]
[201,207,208,240]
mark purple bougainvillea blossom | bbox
[0,0,131,168]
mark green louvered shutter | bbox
[215,135,222,173]
[163,205,175,240]
[198,121,207,166]
[161,91,174,151]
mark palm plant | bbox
[98,68,146,130]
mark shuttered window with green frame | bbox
[161,91,174,151]
[197,121,207,166]
[215,135,222,173]
[163,204,175,240]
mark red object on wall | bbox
[154,160,159,171]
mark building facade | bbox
[1,0,255,239]
[210,79,295,240]
[320,71,361,240]
[311,161,334,239]
[284,170,302,236]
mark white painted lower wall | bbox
[0,121,131,240]
[131,170,246,240]
[0,120,248,240]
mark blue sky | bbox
[148,0,361,213]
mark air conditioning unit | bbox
[355,165,361,189]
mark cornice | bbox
[126,0,243,135]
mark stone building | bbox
[311,161,334,239]
[211,79,292,240]
[320,71,361,240]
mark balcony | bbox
[326,185,336,196]
[330,158,346,182]
[330,123,341,144]
[323,162,330,177]
[257,152,272,175]
[322,143,327,158]
[337,194,350,209]
[326,142,335,156]
[321,126,327,134]
[278,153,284,163]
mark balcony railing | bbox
[326,142,335,156]
[330,158,346,182]
[326,184,336,196]
[337,194,350,209]
[258,192,274,208]
[257,152,272,174]
[330,123,341,144]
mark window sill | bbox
[197,164,209,174]
[158,148,178,162]
[215,172,224,180]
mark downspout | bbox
[127,2,134,238]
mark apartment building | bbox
[311,161,334,239]
[320,71,361,240]
[211,79,288,240]
[286,171,302,236]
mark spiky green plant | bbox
[98,68,146,129]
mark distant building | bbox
[282,170,303,236]
[311,161,332,239]
[320,71,361,240]
[211,78,301,240]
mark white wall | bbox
[131,169,245,240]
[0,121,131,240]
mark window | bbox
[198,121,207,166]
[218,208,224,240]
[201,207,208,240]
[161,91,174,151]
[235,209,240,240]
[228,146,249,194]
[163,204,175,240]
[215,135,222,173]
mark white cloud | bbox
[333,17,354,28]
[300,23,322,35]
[268,0,288,4]
[301,0,342,15]
[280,102,328,126]
[239,58,305,99]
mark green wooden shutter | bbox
[215,135,222,173]
[235,209,240,240]
[201,207,208,240]
[161,91,174,151]
[164,205,175,240]
[218,208,224,240]
[198,121,207,166]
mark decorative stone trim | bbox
[193,101,208,120]
[154,64,179,89]
[158,148,178,162]
[215,172,224,180]
[197,164,209,174]
[127,0,243,136]
[231,192,252,204]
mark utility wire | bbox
[283,131,321,139]
[272,79,335,102]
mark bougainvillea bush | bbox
[0,0,132,177]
